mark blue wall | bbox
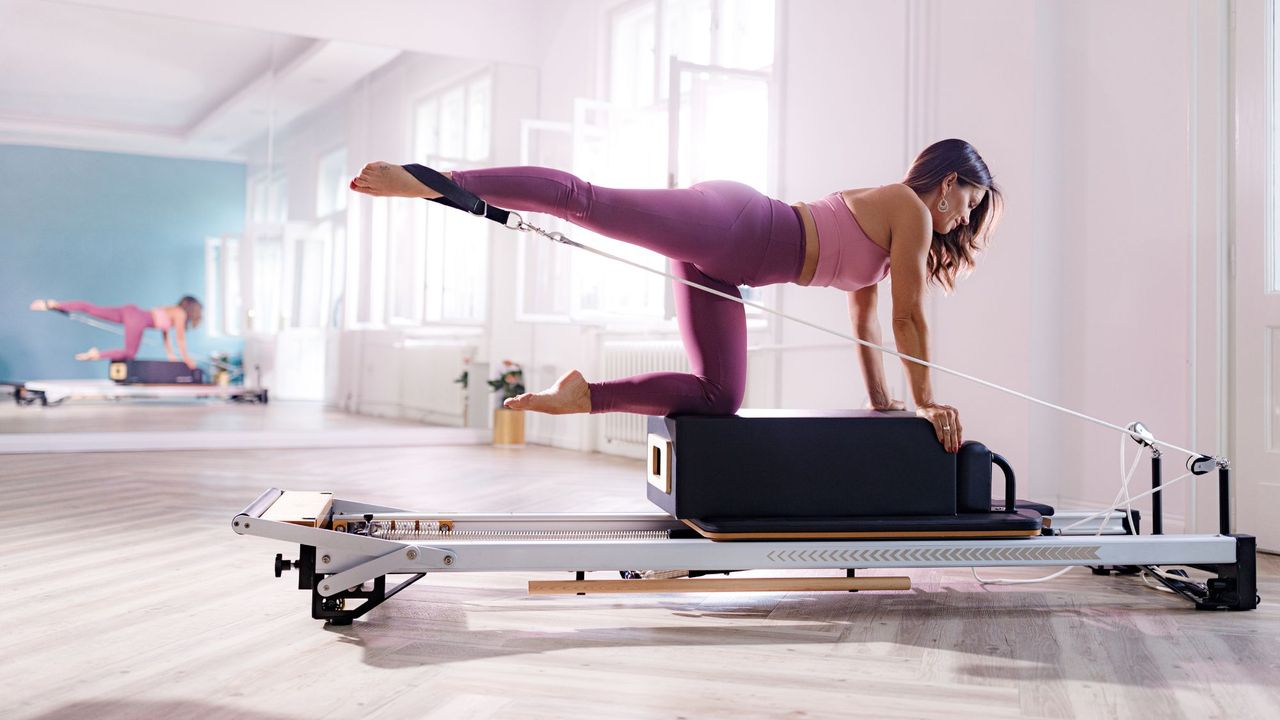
[0,145,245,380]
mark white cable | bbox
[971,435,1146,586]
[521,221,1218,463]
[1061,469,1194,533]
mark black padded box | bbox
[645,410,957,520]
[109,360,205,385]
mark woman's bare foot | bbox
[349,162,450,199]
[74,347,100,361]
[29,299,57,311]
[504,369,592,415]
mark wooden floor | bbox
[4,421,1279,719]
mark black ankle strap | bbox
[401,164,513,227]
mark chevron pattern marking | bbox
[765,545,1101,564]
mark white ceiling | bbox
[0,0,557,160]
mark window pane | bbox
[611,2,657,108]
[388,199,423,323]
[268,176,288,224]
[414,98,439,162]
[316,147,348,217]
[293,231,326,329]
[676,70,769,191]
[661,0,713,98]
[439,87,466,159]
[253,236,283,332]
[718,0,775,70]
[250,176,269,224]
[466,76,492,161]
[224,238,242,336]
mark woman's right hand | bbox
[916,402,962,453]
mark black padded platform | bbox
[647,410,956,519]
[685,509,1044,540]
[646,410,1014,520]
[109,359,205,385]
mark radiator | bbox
[397,341,476,424]
[598,340,690,456]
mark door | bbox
[1233,0,1280,551]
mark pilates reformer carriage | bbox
[233,411,1258,626]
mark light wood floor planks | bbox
[3,423,1279,719]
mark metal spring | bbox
[369,527,670,541]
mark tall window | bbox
[246,171,288,332]
[204,235,241,337]
[378,72,492,326]
[521,0,776,323]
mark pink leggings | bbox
[451,167,805,415]
[58,301,154,361]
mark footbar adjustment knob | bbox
[274,553,299,578]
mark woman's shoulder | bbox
[843,184,927,227]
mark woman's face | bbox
[932,177,987,234]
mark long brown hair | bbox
[902,139,1003,291]
[177,295,203,329]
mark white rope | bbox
[516,217,1218,463]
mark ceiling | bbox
[0,0,558,160]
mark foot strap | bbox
[401,163,515,227]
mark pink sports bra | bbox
[801,192,891,291]
[152,308,174,331]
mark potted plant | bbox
[489,360,526,446]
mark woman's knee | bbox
[698,377,744,415]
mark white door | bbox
[1234,0,1280,552]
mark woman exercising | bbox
[350,139,1001,453]
[30,296,204,369]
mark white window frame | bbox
[533,0,780,330]
[383,70,494,328]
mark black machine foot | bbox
[310,573,426,624]
[1157,535,1259,612]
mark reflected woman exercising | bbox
[30,296,204,369]
[350,139,1001,453]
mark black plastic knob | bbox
[274,553,295,577]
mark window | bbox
[249,172,288,225]
[204,235,241,337]
[315,147,348,218]
[536,0,776,323]
[380,71,493,326]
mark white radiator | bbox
[597,340,690,456]
[398,341,476,425]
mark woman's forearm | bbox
[855,321,892,404]
[891,315,934,406]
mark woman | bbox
[350,139,1001,453]
[30,296,203,369]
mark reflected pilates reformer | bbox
[16,307,268,406]
[233,412,1257,626]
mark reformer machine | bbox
[232,165,1258,624]
[234,411,1257,625]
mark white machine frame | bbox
[234,489,1258,625]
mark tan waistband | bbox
[791,202,820,286]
